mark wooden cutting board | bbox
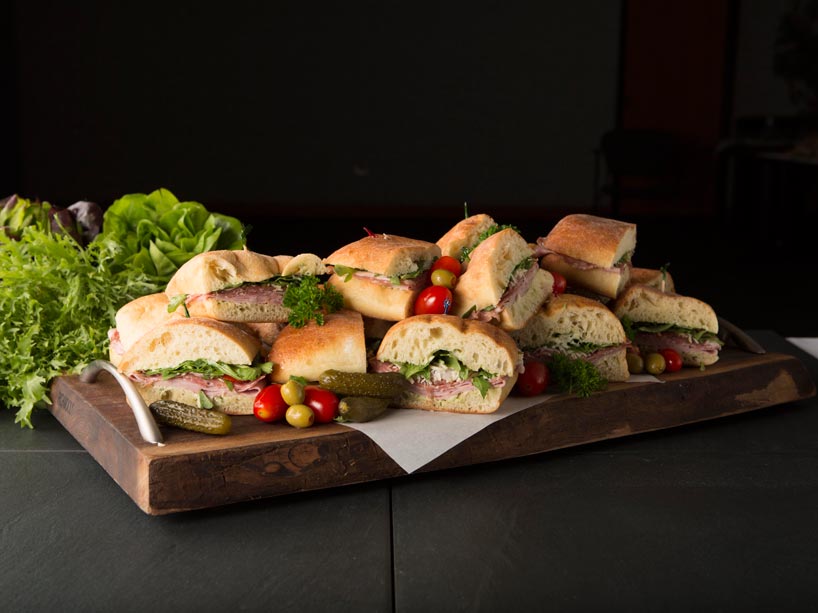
[49,349,816,515]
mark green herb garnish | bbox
[283,275,344,328]
[332,264,357,282]
[460,224,520,262]
[545,353,607,398]
[143,359,273,381]
[197,391,214,409]
[167,293,190,317]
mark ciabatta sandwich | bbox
[324,234,441,321]
[510,293,630,381]
[117,317,273,415]
[108,293,181,367]
[627,266,675,293]
[452,228,553,331]
[372,314,522,414]
[611,284,722,367]
[436,213,497,268]
[268,309,367,383]
[536,214,636,300]
[165,249,328,323]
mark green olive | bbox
[430,269,457,289]
[626,352,644,374]
[281,379,305,405]
[285,404,314,428]
[645,352,666,375]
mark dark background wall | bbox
[6,1,621,211]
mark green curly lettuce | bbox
[0,228,162,427]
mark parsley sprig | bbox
[283,275,344,328]
[545,353,607,398]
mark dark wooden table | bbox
[3,331,818,612]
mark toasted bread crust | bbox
[540,252,630,299]
[324,234,441,277]
[540,214,636,268]
[268,310,367,383]
[627,267,676,293]
[436,213,496,262]
[118,317,262,373]
[376,314,521,377]
[327,273,420,321]
[611,284,718,334]
[166,249,281,296]
[114,293,181,352]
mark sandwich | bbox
[627,266,675,293]
[451,227,553,331]
[436,213,497,268]
[371,314,522,414]
[165,249,328,323]
[509,293,630,382]
[108,293,181,367]
[268,309,368,383]
[611,284,722,367]
[117,317,273,415]
[536,214,636,300]
[324,234,441,321]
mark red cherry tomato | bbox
[551,271,567,296]
[414,285,453,315]
[431,255,463,278]
[253,384,288,423]
[660,348,683,372]
[304,386,340,423]
[514,359,549,396]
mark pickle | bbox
[149,400,232,435]
[338,396,391,422]
[318,370,406,399]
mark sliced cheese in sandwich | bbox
[452,227,553,331]
[117,317,272,415]
[510,293,630,382]
[536,214,636,300]
[372,314,522,414]
[611,284,722,367]
[324,234,441,321]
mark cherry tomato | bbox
[514,359,549,396]
[304,386,340,424]
[660,348,683,372]
[253,384,288,423]
[286,404,314,428]
[414,285,453,315]
[431,268,457,289]
[551,271,567,296]
[431,255,462,278]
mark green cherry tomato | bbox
[645,352,666,375]
[281,379,305,405]
[285,404,315,428]
[626,352,644,374]
[431,268,457,289]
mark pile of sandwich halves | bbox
[108,214,723,416]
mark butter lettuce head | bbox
[95,188,246,284]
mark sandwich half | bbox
[611,284,722,367]
[536,214,636,299]
[165,249,328,323]
[452,228,553,331]
[372,314,522,413]
[117,317,273,415]
[324,234,441,321]
[268,309,368,383]
[627,266,675,293]
[510,293,630,381]
[436,213,497,268]
[108,293,181,367]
